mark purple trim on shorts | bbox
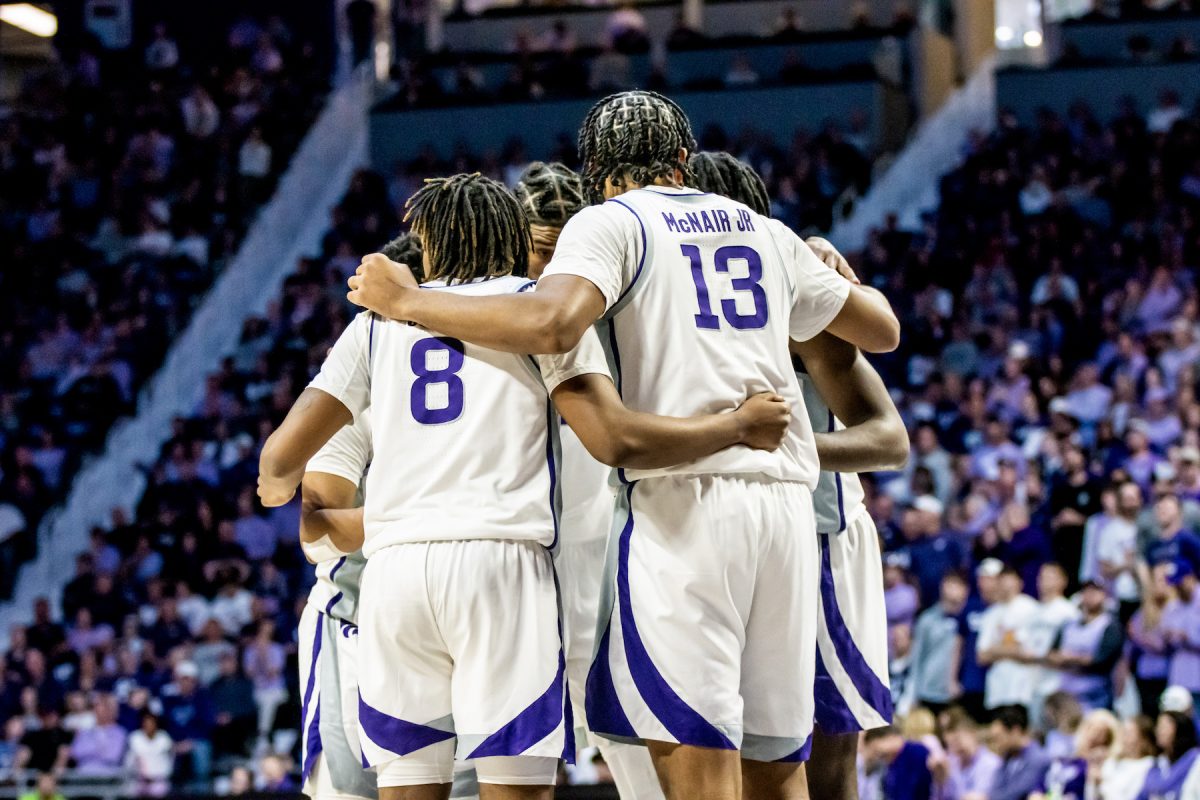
[813,646,864,735]
[773,733,814,763]
[300,611,325,782]
[466,648,569,762]
[818,544,894,722]
[585,624,637,739]
[614,483,736,749]
[358,694,456,758]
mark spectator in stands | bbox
[69,695,126,776]
[1091,482,1143,616]
[724,55,760,87]
[125,713,173,798]
[210,652,256,758]
[605,2,649,53]
[1145,493,1200,573]
[0,717,25,777]
[242,620,287,743]
[15,707,70,777]
[861,725,934,800]
[145,24,180,72]
[988,705,1051,800]
[936,708,1000,799]
[258,753,297,793]
[18,772,65,800]
[1025,562,1081,722]
[1032,708,1119,800]
[1138,710,1199,797]
[978,566,1040,711]
[1046,581,1124,710]
[1090,716,1156,800]
[1160,562,1200,709]
[159,662,213,787]
[898,495,964,606]
[903,571,968,714]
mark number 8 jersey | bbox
[308,276,611,556]
[541,186,851,487]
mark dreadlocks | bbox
[379,232,424,273]
[514,162,588,228]
[688,151,771,217]
[577,91,697,203]
[403,173,531,283]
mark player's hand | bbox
[257,474,298,508]
[347,253,420,319]
[735,392,791,451]
[805,236,860,284]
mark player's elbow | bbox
[880,421,910,471]
[533,301,588,354]
[258,434,284,479]
[861,315,901,353]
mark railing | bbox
[0,73,372,631]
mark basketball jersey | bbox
[795,368,867,535]
[542,186,852,487]
[303,408,372,625]
[308,276,610,557]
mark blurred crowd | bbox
[850,88,1200,797]
[0,18,329,599]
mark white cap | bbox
[1179,446,1200,464]
[175,661,199,680]
[1008,341,1031,360]
[1049,397,1073,416]
[912,495,944,517]
[1161,685,1194,714]
[976,558,1004,578]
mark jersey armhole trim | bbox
[604,198,651,319]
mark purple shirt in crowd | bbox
[70,723,127,775]
[1162,592,1200,691]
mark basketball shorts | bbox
[357,539,571,784]
[299,604,377,800]
[586,474,819,762]
[814,509,893,734]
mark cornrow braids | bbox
[403,173,531,284]
[577,91,697,203]
[379,233,424,272]
[514,162,587,228]
[688,151,771,216]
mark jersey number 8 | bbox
[410,337,465,425]
[683,244,769,331]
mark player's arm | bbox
[551,374,790,469]
[258,388,352,507]
[784,226,900,354]
[259,314,370,507]
[349,205,633,355]
[790,333,908,472]
[300,472,364,560]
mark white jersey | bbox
[303,409,372,625]
[308,276,609,556]
[795,367,867,534]
[542,186,851,487]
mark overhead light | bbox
[1023,29,1044,47]
[0,3,58,37]
[995,26,1014,42]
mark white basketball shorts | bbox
[814,509,893,734]
[586,474,819,762]
[356,539,571,783]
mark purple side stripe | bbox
[585,624,637,739]
[299,612,325,781]
[813,646,863,735]
[818,544,894,721]
[467,648,568,761]
[358,694,455,758]
[615,484,735,750]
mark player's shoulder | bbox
[422,275,531,296]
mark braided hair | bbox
[404,173,531,283]
[688,151,771,216]
[379,233,424,273]
[577,91,697,203]
[514,162,588,228]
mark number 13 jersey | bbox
[541,185,851,487]
[308,276,610,556]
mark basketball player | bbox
[689,151,907,799]
[516,162,664,799]
[260,173,794,800]
[295,235,481,800]
[345,92,900,799]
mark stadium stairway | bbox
[0,74,373,630]
[829,55,997,252]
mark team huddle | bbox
[257,91,905,800]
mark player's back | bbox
[572,186,849,487]
[359,276,560,556]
